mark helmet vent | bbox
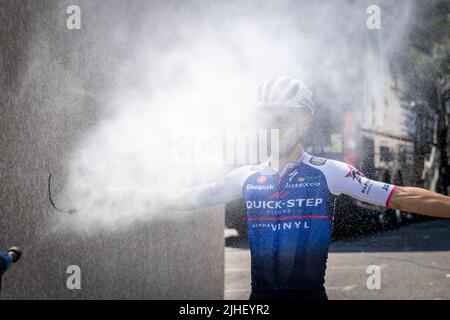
[285,83,299,101]
[264,78,276,102]
[256,77,314,115]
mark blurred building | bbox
[437,75,450,195]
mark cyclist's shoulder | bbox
[300,153,350,177]
[225,160,274,183]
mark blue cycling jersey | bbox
[244,158,332,291]
[191,151,397,292]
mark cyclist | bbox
[172,77,450,300]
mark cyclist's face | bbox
[257,109,311,156]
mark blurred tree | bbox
[394,0,450,193]
[404,1,450,83]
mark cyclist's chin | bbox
[278,141,302,157]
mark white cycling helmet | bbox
[256,77,314,115]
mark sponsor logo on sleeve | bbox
[309,156,327,166]
[285,181,321,188]
[344,165,365,184]
[361,179,374,195]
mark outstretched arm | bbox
[102,183,231,212]
[388,186,450,218]
[172,165,252,210]
[322,160,450,218]
[161,180,238,211]
[129,165,252,211]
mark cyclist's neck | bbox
[278,143,304,173]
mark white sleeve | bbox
[189,165,253,209]
[324,160,397,208]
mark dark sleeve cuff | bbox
[0,252,13,273]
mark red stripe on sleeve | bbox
[385,185,398,208]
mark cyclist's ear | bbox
[297,113,313,137]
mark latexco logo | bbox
[360,179,374,195]
[285,181,320,189]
